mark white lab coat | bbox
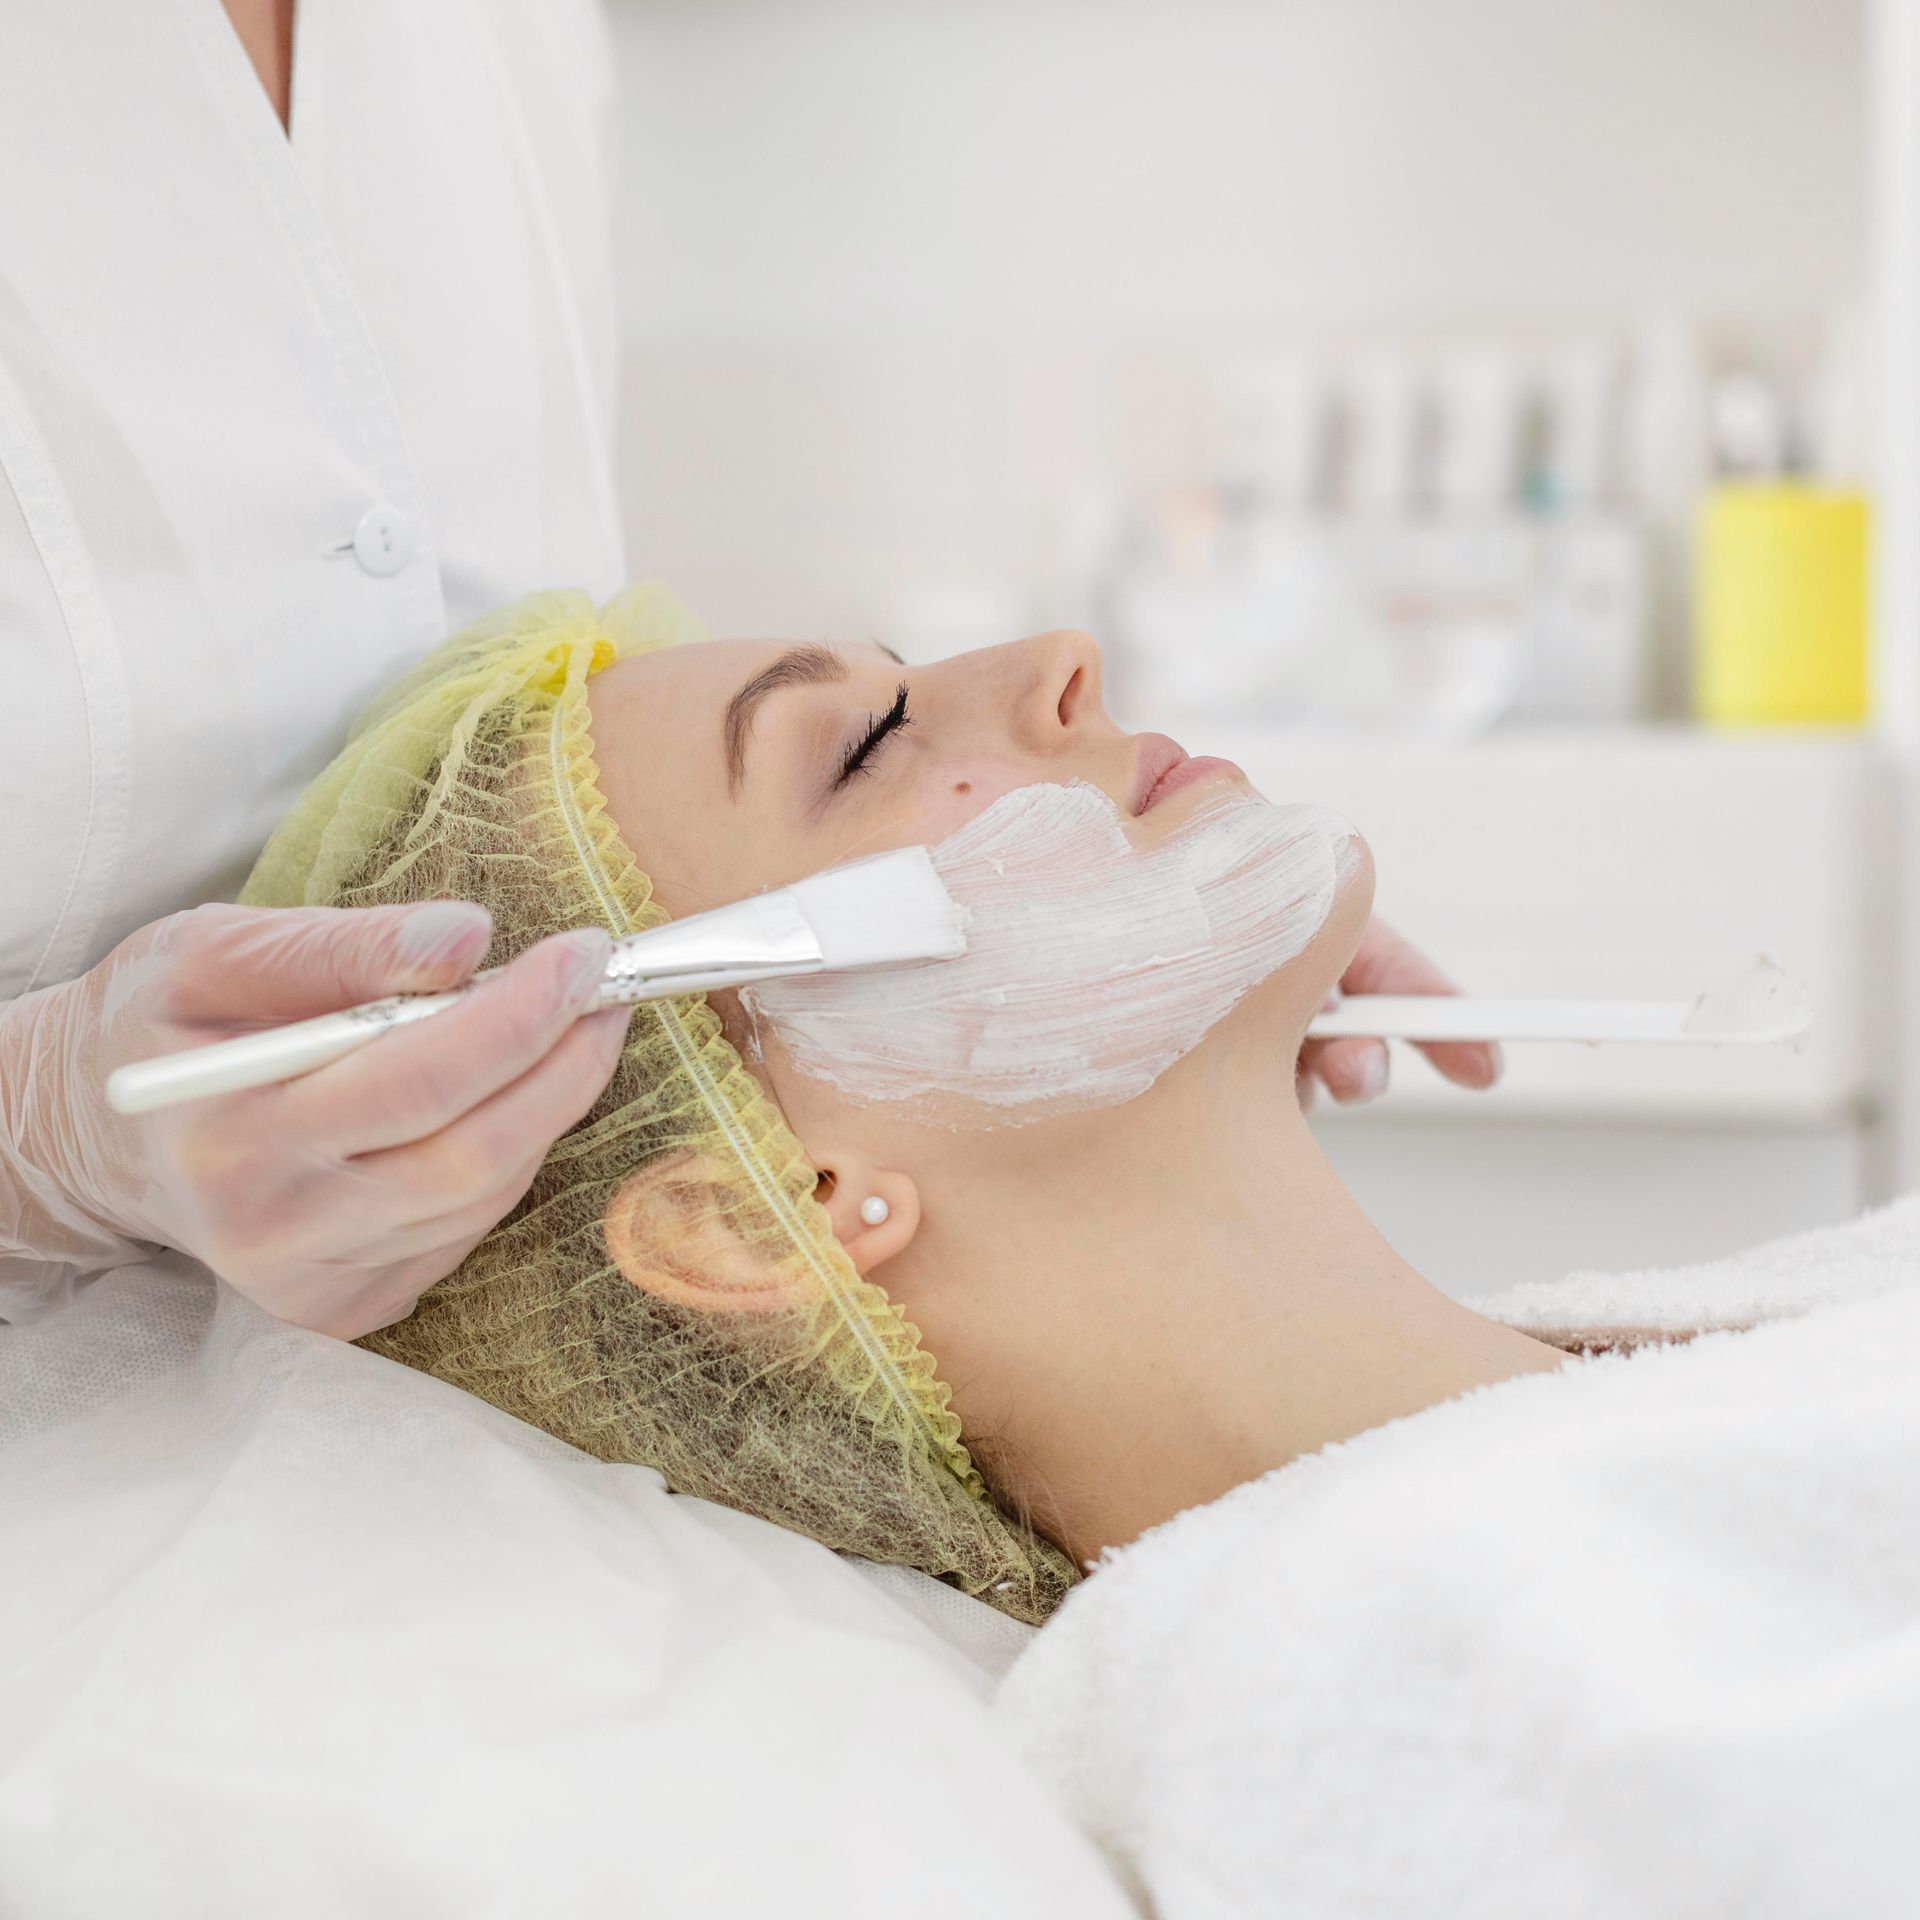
[0,0,628,1001]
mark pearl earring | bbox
[859,1195,891,1227]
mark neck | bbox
[905,1015,1565,1567]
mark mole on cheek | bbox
[954,781,972,796]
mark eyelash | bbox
[835,684,912,788]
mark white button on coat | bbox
[0,0,628,1004]
[352,506,415,578]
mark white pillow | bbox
[0,1258,1129,1919]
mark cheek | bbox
[906,759,1053,846]
[642,797,795,916]
[745,786,1355,1125]
[637,819,731,916]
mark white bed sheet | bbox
[0,1256,1131,1919]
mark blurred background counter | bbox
[603,0,1914,1295]
[1230,727,1888,1293]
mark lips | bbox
[1131,734,1244,813]
[1131,733,1190,815]
[1145,755,1243,809]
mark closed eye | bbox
[834,684,912,789]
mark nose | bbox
[1007,628,1106,755]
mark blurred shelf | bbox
[1201,725,1893,1126]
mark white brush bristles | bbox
[787,847,969,970]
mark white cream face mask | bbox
[742,780,1354,1124]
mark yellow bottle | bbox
[1693,484,1870,726]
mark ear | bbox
[809,1147,921,1276]
[603,1148,809,1315]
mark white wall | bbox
[606,0,1865,637]
[609,0,1864,350]
[1320,1116,1868,1298]
[1870,0,1920,1192]
[601,0,1882,1295]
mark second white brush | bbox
[105,847,968,1115]
[1305,955,1811,1047]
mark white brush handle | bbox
[103,946,827,1118]
[104,908,828,1116]
[105,992,467,1114]
[1307,993,1804,1046]
[106,849,962,1117]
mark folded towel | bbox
[998,1200,1920,1920]
[1481,1192,1920,1349]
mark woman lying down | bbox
[246,587,1920,1915]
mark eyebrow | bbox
[724,645,849,793]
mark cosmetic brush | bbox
[1306,955,1811,1048]
[105,847,967,1116]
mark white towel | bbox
[1481,1193,1920,1348]
[997,1199,1920,1920]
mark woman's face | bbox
[588,628,1250,915]
[590,630,1374,1139]
[588,629,1374,1550]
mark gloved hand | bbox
[1296,915,1503,1109]
[0,901,629,1337]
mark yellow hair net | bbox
[241,587,1077,1622]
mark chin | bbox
[1314,831,1375,990]
[1205,828,1377,1059]
[1330,830,1376,953]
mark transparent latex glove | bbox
[1296,915,1503,1109]
[0,902,629,1336]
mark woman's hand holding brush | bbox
[1296,916,1503,1110]
[0,901,630,1338]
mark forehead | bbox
[590,636,805,793]
[588,632,904,774]
[584,636,830,913]
[592,635,793,725]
